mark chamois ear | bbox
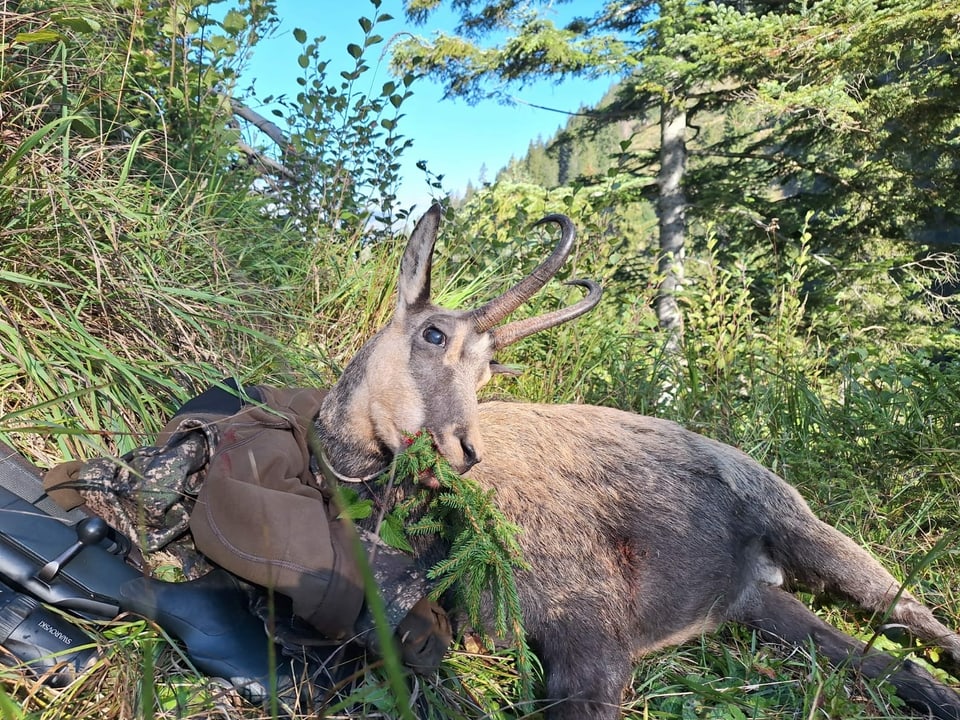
[397,204,442,312]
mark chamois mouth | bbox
[430,429,481,475]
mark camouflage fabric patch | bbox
[66,423,214,576]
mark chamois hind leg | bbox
[737,585,960,720]
[791,519,960,673]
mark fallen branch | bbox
[236,140,298,182]
[229,98,290,151]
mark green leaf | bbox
[222,9,247,35]
[359,16,373,33]
[293,27,307,43]
[0,683,21,718]
[335,487,375,521]
[70,113,98,137]
[14,30,63,44]
[347,42,363,59]
[51,13,101,33]
[379,514,414,553]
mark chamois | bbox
[314,206,960,720]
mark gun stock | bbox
[0,442,298,701]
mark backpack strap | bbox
[0,440,86,523]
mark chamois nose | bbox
[458,435,480,470]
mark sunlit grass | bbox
[2,3,958,718]
[3,120,959,718]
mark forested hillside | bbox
[484,71,960,360]
[495,86,647,190]
[1,0,959,718]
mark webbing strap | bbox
[0,441,85,523]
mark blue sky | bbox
[237,0,618,210]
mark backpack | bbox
[44,379,450,669]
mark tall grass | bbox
[2,2,959,718]
[0,146,313,461]
[0,4,521,717]
[4,160,959,718]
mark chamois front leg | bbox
[532,617,633,720]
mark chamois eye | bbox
[423,326,446,347]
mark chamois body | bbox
[314,207,960,719]
[469,401,960,718]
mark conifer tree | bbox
[394,0,960,352]
[393,0,768,351]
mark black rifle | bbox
[0,440,301,703]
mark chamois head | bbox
[316,205,601,477]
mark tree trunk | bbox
[656,93,688,355]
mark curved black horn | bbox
[491,279,603,350]
[472,214,577,333]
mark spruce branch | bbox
[382,430,536,699]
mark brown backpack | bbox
[45,381,450,669]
